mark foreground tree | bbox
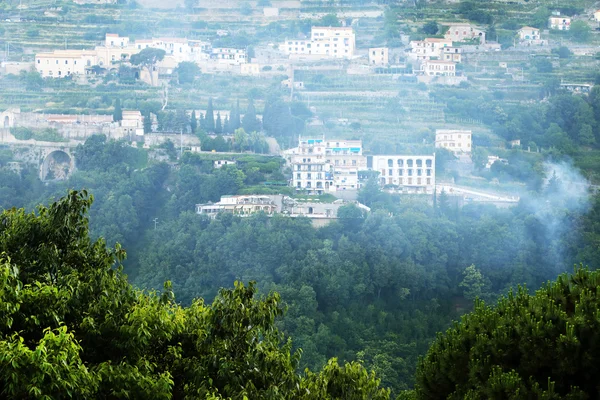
[0,190,390,399]
[414,267,600,399]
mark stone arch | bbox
[40,150,74,181]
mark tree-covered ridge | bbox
[0,191,390,399]
[414,267,600,399]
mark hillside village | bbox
[1,0,600,212]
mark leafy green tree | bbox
[113,98,123,122]
[130,48,166,86]
[176,61,201,84]
[471,147,487,171]
[414,267,600,399]
[459,264,490,302]
[569,20,591,43]
[421,21,438,35]
[0,190,391,399]
[319,14,340,27]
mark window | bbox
[417,178,422,185]
[427,169,431,176]
[389,169,393,176]
[37,59,40,64]
[398,169,403,176]
[297,173,301,179]
[397,159,404,167]
[417,169,422,176]
[416,159,422,167]
[388,159,393,167]
[408,169,413,176]
[407,159,413,167]
[427,178,431,185]
[56,60,59,64]
[426,159,432,168]
[352,160,356,166]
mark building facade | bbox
[369,155,436,194]
[409,38,452,61]
[441,47,462,63]
[435,129,472,153]
[444,24,486,44]
[518,27,540,40]
[286,137,436,195]
[421,60,456,76]
[281,26,356,59]
[369,47,389,65]
[548,17,571,30]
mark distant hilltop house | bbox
[435,129,472,154]
[518,27,540,40]
[284,136,436,195]
[214,160,237,169]
[443,23,486,44]
[368,47,389,65]
[34,33,247,81]
[280,26,356,59]
[594,10,600,22]
[195,194,370,227]
[517,26,547,46]
[548,16,571,30]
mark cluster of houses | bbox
[34,33,254,83]
[282,130,471,197]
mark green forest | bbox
[2,131,600,396]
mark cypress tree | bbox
[223,115,230,134]
[242,98,261,133]
[113,98,123,122]
[190,110,197,134]
[215,112,223,134]
[205,98,215,132]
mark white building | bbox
[120,110,144,137]
[409,38,453,61]
[421,60,456,76]
[210,48,247,65]
[518,27,541,40]
[369,155,436,194]
[441,47,462,63]
[281,26,356,59]
[369,47,389,65]
[548,16,571,30]
[444,24,486,44]
[214,160,237,169]
[595,10,600,22]
[435,129,472,154]
[35,50,98,78]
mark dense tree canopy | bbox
[414,267,600,399]
[0,190,390,399]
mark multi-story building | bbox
[35,50,98,78]
[369,47,389,65]
[444,24,486,44]
[421,60,456,76]
[368,155,436,194]
[281,26,356,59]
[210,48,247,65]
[409,38,452,61]
[441,47,462,63]
[548,16,571,30]
[435,129,472,154]
[286,137,436,195]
